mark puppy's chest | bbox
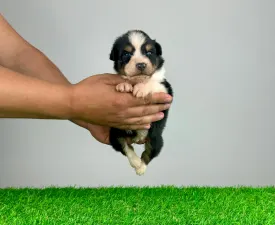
[144,80,167,93]
[133,79,167,98]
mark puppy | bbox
[109,30,173,175]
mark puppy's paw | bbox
[129,156,142,169]
[116,82,133,92]
[135,161,147,176]
[133,83,150,98]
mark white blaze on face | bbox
[124,31,153,76]
[128,31,146,56]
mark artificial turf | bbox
[0,186,274,225]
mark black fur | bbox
[109,128,137,156]
[141,79,173,165]
[109,30,173,169]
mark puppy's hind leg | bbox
[109,128,142,170]
[136,135,163,175]
[123,141,142,170]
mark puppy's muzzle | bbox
[136,63,147,71]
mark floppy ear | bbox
[109,45,118,61]
[154,40,162,56]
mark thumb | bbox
[100,73,128,85]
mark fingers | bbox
[114,109,168,130]
[112,96,172,130]
[117,123,151,130]
[98,74,173,105]
[99,73,128,85]
[124,103,171,118]
[149,92,173,104]
[124,112,164,126]
[132,92,173,106]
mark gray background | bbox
[1,0,275,188]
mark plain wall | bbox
[1,0,275,188]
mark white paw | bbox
[116,82,133,92]
[129,157,142,169]
[135,161,147,175]
[133,83,149,98]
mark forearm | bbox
[0,14,88,129]
[11,45,72,85]
[11,45,90,128]
[0,65,72,119]
[0,14,70,86]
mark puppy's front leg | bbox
[133,82,151,98]
[133,80,168,98]
[116,82,133,93]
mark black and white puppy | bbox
[109,30,173,175]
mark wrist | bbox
[52,84,75,120]
[67,83,88,122]
[0,65,74,120]
[70,119,89,130]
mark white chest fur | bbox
[132,67,167,143]
[132,67,167,98]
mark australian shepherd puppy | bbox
[109,30,173,175]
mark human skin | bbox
[0,14,173,144]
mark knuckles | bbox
[135,117,144,125]
[116,110,126,120]
[141,107,150,117]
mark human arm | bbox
[0,14,70,85]
[0,14,172,144]
[0,14,105,139]
[0,64,170,126]
[0,65,72,119]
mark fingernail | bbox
[144,124,151,129]
[158,112,164,118]
[165,95,172,103]
[164,104,171,109]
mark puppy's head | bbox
[110,30,164,78]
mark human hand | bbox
[70,74,172,130]
[71,119,110,144]
[72,120,147,145]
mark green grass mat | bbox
[0,186,274,225]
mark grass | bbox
[0,186,274,225]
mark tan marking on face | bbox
[124,45,133,52]
[124,55,155,77]
[145,44,153,52]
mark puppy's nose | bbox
[136,63,146,71]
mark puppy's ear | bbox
[109,45,118,61]
[154,40,162,56]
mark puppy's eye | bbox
[146,51,152,56]
[122,51,132,57]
